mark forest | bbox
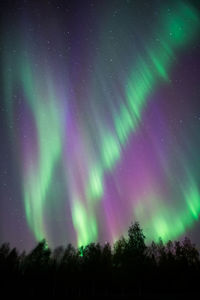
[1,222,199,298]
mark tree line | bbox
[1,222,199,297]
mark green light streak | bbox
[184,180,200,220]
[20,58,63,241]
[134,178,200,244]
[102,134,120,169]
[72,199,97,247]
[83,2,200,246]
[86,165,103,200]
[2,2,199,247]
[86,1,199,201]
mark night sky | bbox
[0,0,200,251]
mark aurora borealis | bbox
[0,0,200,250]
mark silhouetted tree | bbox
[1,221,200,297]
[181,237,199,266]
[52,245,64,263]
[113,236,127,268]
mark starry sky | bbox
[0,0,200,251]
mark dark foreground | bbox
[1,223,199,297]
